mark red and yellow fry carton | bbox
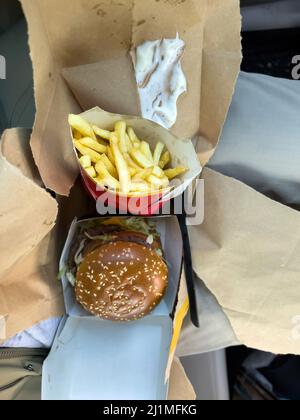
[69,107,202,215]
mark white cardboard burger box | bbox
[42,215,185,400]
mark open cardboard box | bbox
[72,107,202,215]
[43,215,186,400]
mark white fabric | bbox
[178,71,300,356]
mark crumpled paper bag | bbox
[186,168,300,355]
[0,128,63,341]
[20,0,242,195]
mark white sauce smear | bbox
[135,35,187,129]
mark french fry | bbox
[153,142,165,166]
[69,114,96,140]
[164,166,187,180]
[125,134,133,152]
[72,117,187,195]
[124,153,143,171]
[132,168,153,181]
[74,141,102,163]
[85,166,97,178]
[127,127,140,148]
[140,141,154,163]
[96,137,108,147]
[129,167,138,177]
[92,125,112,141]
[79,137,107,154]
[79,155,92,169]
[130,149,153,168]
[110,134,131,194]
[95,161,120,190]
[159,151,170,169]
[147,174,170,189]
[152,166,165,178]
[107,146,115,166]
[73,130,82,140]
[95,176,120,191]
[130,181,151,193]
[95,160,110,177]
[99,154,118,179]
[115,121,128,154]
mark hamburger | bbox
[64,218,168,321]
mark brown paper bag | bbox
[188,168,300,355]
[20,0,242,195]
[168,357,196,400]
[0,129,63,341]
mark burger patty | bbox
[83,230,161,257]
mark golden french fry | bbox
[130,149,153,168]
[153,142,165,166]
[115,121,127,154]
[130,181,151,193]
[152,166,165,178]
[132,168,153,181]
[127,127,140,148]
[79,137,107,154]
[79,155,92,169]
[128,167,138,177]
[159,151,170,169]
[124,153,143,170]
[74,141,102,163]
[73,130,82,140]
[95,160,109,177]
[107,146,115,166]
[140,141,154,163]
[95,176,120,191]
[92,125,112,141]
[110,134,131,194]
[85,166,97,178]
[96,137,108,147]
[125,134,133,152]
[95,161,120,190]
[99,154,118,179]
[69,114,96,140]
[147,174,170,188]
[164,166,188,180]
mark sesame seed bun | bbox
[75,241,168,321]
